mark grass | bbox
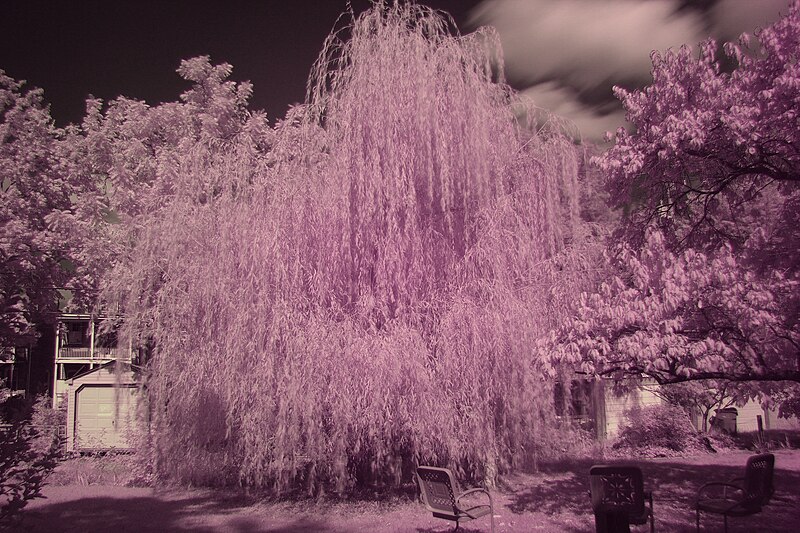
[14,448,800,532]
[734,429,800,450]
[47,452,140,487]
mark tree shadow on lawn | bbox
[415,526,488,533]
[16,489,333,533]
[505,451,800,533]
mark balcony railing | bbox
[57,346,131,361]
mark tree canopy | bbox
[0,73,76,346]
[558,3,800,402]
[598,1,800,251]
[101,3,588,491]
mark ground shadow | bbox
[506,457,596,516]
[506,452,800,533]
[416,525,488,533]
[15,493,332,533]
[12,451,800,532]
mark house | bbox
[0,345,30,395]
[561,375,800,440]
[557,377,663,440]
[52,314,133,408]
[65,360,141,452]
[706,398,800,434]
[599,378,663,439]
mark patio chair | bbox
[695,452,774,532]
[589,465,654,533]
[416,466,495,532]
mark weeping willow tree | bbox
[113,2,590,492]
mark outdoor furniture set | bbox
[416,452,775,532]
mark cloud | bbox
[471,0,704,91]
[517,82,629,141]
[469,0,790,140]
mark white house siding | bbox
[53,379,70,408]
[729,399,800,432]
[766,408,800,430]
[735,399,766,432]
[601,379,663,439]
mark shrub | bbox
[612,404,703,457]
[48,453,138,487]
[0,398,62,524]
[28,395,66,454]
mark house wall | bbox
[587,378,800,439]
[601,379,663,439]
[54,378,71,408]
[735,399,766,432]
[766,408,800,430]
[731,399,800,432]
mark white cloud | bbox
[518,82,629,141]
[469,0,791,140]
[471,0,704,89]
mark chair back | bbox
[743,453,775,506]
[589,465,646,516]
[416,466,459,517]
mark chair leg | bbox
[696,508,700,532]
[723,515,728,533]
[489,498,495,533]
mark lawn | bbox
[13,449,800,532]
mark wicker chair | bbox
[695,452,774,532]
[416,466,494,532]
[589,465,654,533]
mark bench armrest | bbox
[697,482,747,510]
[456,487,494,518]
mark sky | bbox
[0,0,792,140]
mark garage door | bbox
[75,385,137,450]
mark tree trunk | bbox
[484,448,498,489]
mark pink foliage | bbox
[555,229,799,383]
[106,4,587,491]
[567,3,800,400]
[0,73,76,345]
[599,1,799,205]
[597,1,800,262]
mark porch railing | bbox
[57,346,131,360]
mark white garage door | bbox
[75,385,136,450]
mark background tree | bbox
[55,56,273,320]
[558,2,800,413]
[598,0,800,255]
[556,229,799,384]
[0,73,77,347]
[650,380,738,433]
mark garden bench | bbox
[695,452,774,532]
[589,465,654,533]
[416,466,495,532]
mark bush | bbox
[612,404,703,457]
[48,453,138,487]
[0,397,62,524]
[734,429,800,451]
[28,395,66,454]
